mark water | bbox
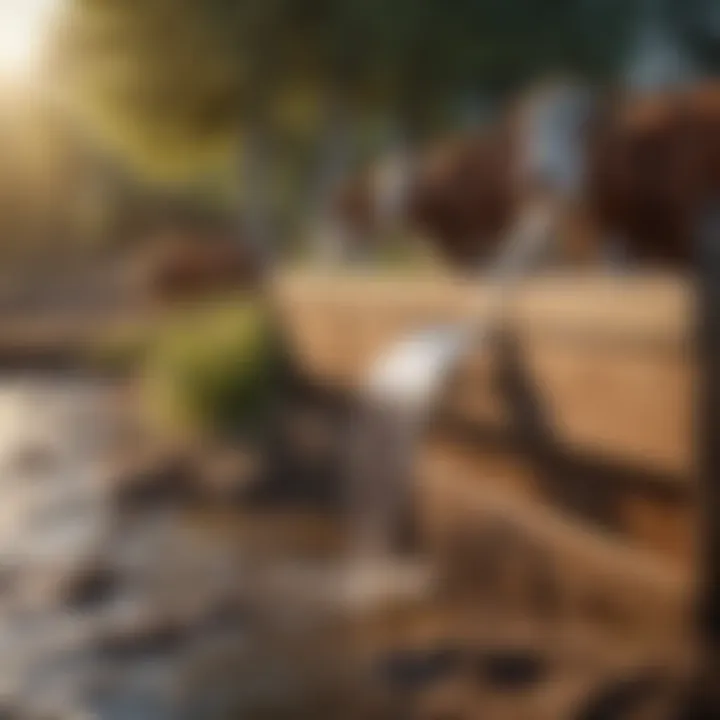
[0,375,351,719]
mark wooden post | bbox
[683,203,720,717]
[697,202,720,672]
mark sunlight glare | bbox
[0,0,59,79]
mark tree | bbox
[55,0,653,262]
[668,0,720,71]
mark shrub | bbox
[140,300,287,436]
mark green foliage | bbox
[60,0,640,180]
[55,0,713,249]
[669,0,720,71]
[137,301,287,436]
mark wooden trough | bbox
[274,270,695,567]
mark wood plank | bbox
[274,271,692,476]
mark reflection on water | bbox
[0,378,114,567]
[0,375,348,720]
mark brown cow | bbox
[407,126,515,268]
[333,82,598,269]
[336,80,720,272]
[420,80,720,270]
[588,81,720,268]
[331,131,514,267]
[406,82,601,269]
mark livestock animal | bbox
[331,82,597,268]
[407,126,515,267]
[334,81,720,271]
[587,82,720,268]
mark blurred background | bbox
[0,0,715,718]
